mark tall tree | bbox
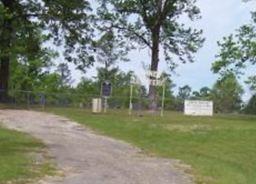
[246,76,256,94]
[211,73,244,113]
[94,29,129,70]
[93,29,129,83]
[191,87,212,100]
[212,24,256,76]
[173,85,192,111]
[178,85,192,100]
[97,0,204,110]
[244,94,256,114]
[212,6,256,96]
[0,0,93,101]
[56,63,73,88]
[9,38,55,92]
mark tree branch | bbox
[139,0,150,26]
[112,24,152,49]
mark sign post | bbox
[27,92,30,109]
[161,82,166,117]
[101,81,112,113]
[39,93,46,110]
[147,70,166,117]
[104,97,107,113]
[129,83,133,115]
[129,76,141,115]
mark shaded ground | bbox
[0,110,193,184]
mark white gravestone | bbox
[184,100,213,116]
[92,98,102,113]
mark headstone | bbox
[92,98,102,113]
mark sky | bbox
[70,0,256,100]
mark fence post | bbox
[14,91,17,108]
[41,93,46,111]
[27,91,30,109]
[129,84,133,115]
[104,97,107,113]
[161,83,166,117]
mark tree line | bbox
[7,60,254,114]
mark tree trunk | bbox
[0,58,10,102]
[0,0,14,102]
[148,29,160,111]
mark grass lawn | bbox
[0,126,54,184]
[47,108,256,184]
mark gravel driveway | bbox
[0,110,193,184]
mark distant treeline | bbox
[5,63,256,114]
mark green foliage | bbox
[0,0,94,70]
[97,0,204,69]
[212,6,256,113]
[101,70,138,108]
[36,74,63,94]
[246,76,256,93]
[93,29,130,68]
[191,87,212,100]
[74,69,142,108]
[244,95,256,114]
[178,85,192,100]
[172,85,192,111]
[9,59,65,93]
[156,73,176,109]
[96,67,120,84]
[212,24,256,75]
[56,63,73,87]
[211,73,244,113]
[212,9,256,97]
[8,55,74,106]
[9,47,56,92]
[75,77,99,107]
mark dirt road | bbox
[0,110,193,184]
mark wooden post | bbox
[161,83,166,117]
[129,84,133,115]
[104,97,107,113]
[27,92,30,109]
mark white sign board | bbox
[149,79,165,86]
[184,100,213,116]
[146,70,159,78]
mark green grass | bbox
[47,108,256,184]
[0,126,55,184]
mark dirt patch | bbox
[0,110,193,184]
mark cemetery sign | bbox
[102,81,112,97]
[184,100,213,116]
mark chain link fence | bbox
[0,89,179,114]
